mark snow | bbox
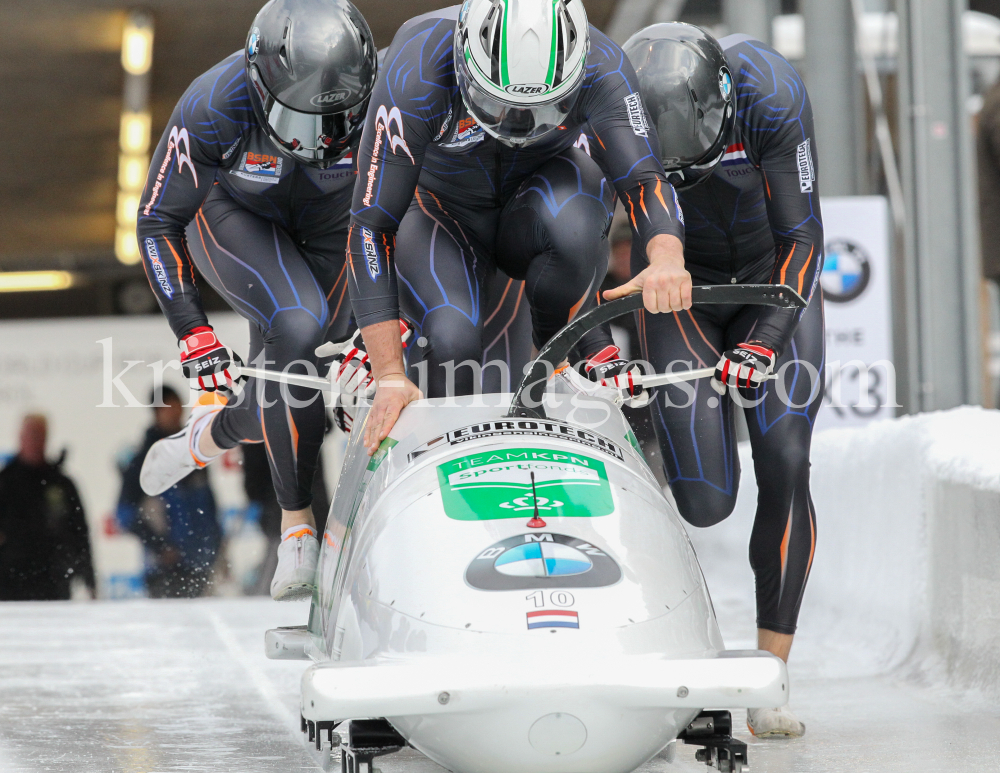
[2,408,1000,772]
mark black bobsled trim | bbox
[507,284,806,419]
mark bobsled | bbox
[266,287,805,773]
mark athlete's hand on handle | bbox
[180,327,242,392]
[364,373,422,455]
[711,342,775,395]
[603,233,691,313]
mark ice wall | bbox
[687,407,1000,692]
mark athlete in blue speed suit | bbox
[624,26,824,735]
[345,5,690,453]
[135,3,376,516]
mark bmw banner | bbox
[816,196,899,429]
[816,196,897,429]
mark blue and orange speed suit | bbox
[135,52,357,511]
[345,7,684,396]
[637,35,826,635]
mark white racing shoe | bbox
[271,526,319,601]
[747,706,806,738]
[140,392,227,496]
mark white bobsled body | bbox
[300,393,786,773]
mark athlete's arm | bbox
[743,44,825,354]
[584,30,690,312]
[346,18,453,450]
[346,19,452,332]
[136,98,224,341]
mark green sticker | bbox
[625,428,642,457]
[437,447,614,521]
[367,437,398,472]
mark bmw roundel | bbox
[719,68,733,101]
[821,239,871,303]
[247,27,261,60]
[466,533,622,591]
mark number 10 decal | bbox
[526,590,575,608]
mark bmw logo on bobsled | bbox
[264,289,803,773]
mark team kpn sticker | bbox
[437,448,614,521]
[466,532,622,591]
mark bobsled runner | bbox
[266,286,806,773]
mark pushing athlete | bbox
[347,0,691,456]
[135,0,377,601]
[614,24,826,737]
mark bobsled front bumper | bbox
[300,650,788,722]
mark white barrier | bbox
[689,407,1000,692]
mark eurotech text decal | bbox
[407,420,627,462]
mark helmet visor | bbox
[250,66,367,166]
[456,55,578,146]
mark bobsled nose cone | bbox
[528,713,587,756]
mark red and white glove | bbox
[316,320,413,433]
[583,345,649,408]
[179,327,241,392]
[711,342,775,395]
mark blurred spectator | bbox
[978,77,1000,406]
[0,415,95,601]
[243,427,331,596]
[117,386,222,598]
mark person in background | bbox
[977,76,1000,406]
[118,387,222,598]
[0,415,95,601]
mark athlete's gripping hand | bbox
[580,345,650,408]
[603,234,691,313]
[711,342,776,395]
[317,322,413,433]
[180,327,241,392]
[364,372,422,455]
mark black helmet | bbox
[623,23,735,190]
[246,0,377,168]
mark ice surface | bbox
[2,597,999,773]
[2,408,1000,772]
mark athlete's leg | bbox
[480,270,532,393]
[638,297,743,525]
[728,291,825,647]
[495,148,616,354]
[185,185,347,515]
[395,188,496,397]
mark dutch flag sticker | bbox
[721,143,748,167]
[527,610,580,630]
[334,151,353,167]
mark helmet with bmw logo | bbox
[455,0,590,147]
[246,0,377,168]
[623,23,736,190]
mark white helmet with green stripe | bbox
[455,0,590,146]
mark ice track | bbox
[3,408,1000,772]
[0,596,996,773]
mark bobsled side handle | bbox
[507,284,806,419]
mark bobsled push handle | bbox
[507,284,807,419]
